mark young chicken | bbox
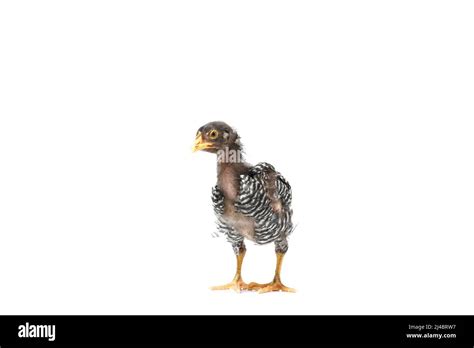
[193,121,295,293]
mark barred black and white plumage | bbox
[194,121,296,293]
[212,162,294,252]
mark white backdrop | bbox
[1,0,473,314]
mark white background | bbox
[1,0,473,314]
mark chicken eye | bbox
[208,129,219,140]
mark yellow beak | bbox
[192,132,214,152]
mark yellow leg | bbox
[248,252,295,293]
[210,250,249,292]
